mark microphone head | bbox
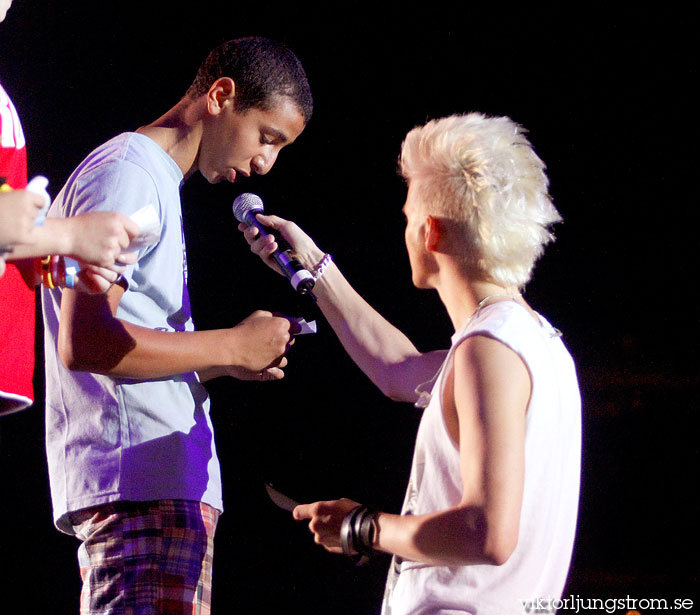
[232,192,264,222]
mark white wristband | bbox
[311,253,332,280]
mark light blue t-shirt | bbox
[42,132,222,534]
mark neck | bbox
[431,260,520,331]
[136,96,205,179]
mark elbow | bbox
[375,353,429,403]
[480,519,519,566]
[57,330,76,370]
[374,376,399,401]
[384,386,409,403]
[411,506,519,567]
[58,333,88,372]
[375,373,415,403]
[58,326,131,374]
[481,538,517,566]
[458,506,519,566]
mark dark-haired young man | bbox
[41,37,312,613]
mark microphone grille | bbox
[232,192,264,222]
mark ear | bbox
[424,215,444,252]
[206,77,236,115]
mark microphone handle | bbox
[243,209,315,294]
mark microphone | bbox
[233,192,315,295]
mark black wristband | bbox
[339,505,378,561]
[358,509,377,556]
[340,506,363,558]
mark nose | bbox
[251,151,279,176]
[251,155,267,175]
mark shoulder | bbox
[453,333,529,383]
[452,309,533,409]
[58,135,162,217]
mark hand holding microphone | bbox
[233,193,317,296]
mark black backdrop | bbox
[0,2,696,613]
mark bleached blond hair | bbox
[399,112,561,288]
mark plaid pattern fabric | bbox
[70,499,219,615]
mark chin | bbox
[412,269,438,290]
[411,275,429,290]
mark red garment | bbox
[1,82,35,415]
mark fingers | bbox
[293,502,315,521]
[259,366,285,381]
[240,223,279,258]
[66,211,147,267]
[110,213,138,255]
[248,309,273,318]
[238,214,287,247]
[116,251,138,266]
[89,257,128,276]
[74,266,122,294]
[272,312,302,336]
[81,263,124,282]
[292,500,339,522]
[255,213,286,229]
[230,311,295,372]
[292,501,347,553]
[120,214,142,240]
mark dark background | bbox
[0,2,696,613]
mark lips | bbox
[226,168,250,183]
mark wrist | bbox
[340,505,380,561]
[294,244,325,272]
[196,365,227,382]
[42,218,75,256]
[216,326,245,370]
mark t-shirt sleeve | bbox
[56,157,163,285]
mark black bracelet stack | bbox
[340,505,378,561]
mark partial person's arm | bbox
[58,282,295,381]
[0,190,43,248]
[240,214,446,402]
[7,211,140,264]
[6,210,140,291]
[294,334,530,566]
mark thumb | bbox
[293,504,312,521]
[123,215,143,238]
[255,213,286,229]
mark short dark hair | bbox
[187,37,313,123]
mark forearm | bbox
[308,257,444,402]
[59,287,228,378]
[59,288,292,380]
[5,219,74,260]
[107,323,235,379]
[8,219,90,287]
[374,505,508,567]
[61,314,232,379]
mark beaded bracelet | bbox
[39,255,77,289]
[40,255,55,289]
[50,255,60,288]
[311,253,332,281]
[61,256,79,289]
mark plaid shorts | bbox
[70,499,219,615]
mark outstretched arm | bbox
[6,210,141,291]
[240,214,445,402]
[294,334,530,567]
[7,211,140,264]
